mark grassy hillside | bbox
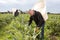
[0,14,60,40]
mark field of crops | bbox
[0,13,60,40]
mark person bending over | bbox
[28,10,45,32]
[28,10,45,40]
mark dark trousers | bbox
[40,23,45,40]
[37,23,45,40]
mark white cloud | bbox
[0,0,38,11]
[46,0,60,13]
[0,0,60,12]
[47,0,60,3]
[0,0,27,5]
[0,0,7,4]
[0,0,38,5]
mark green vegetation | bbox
[0,13,60,40]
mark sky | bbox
[0,0,60,13]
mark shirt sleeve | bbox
[28,16,33,26]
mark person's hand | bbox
[34,27,40,33]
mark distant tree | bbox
[47,12,50,14]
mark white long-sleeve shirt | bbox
[32,0,48,21]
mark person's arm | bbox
[28,16,33,26]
